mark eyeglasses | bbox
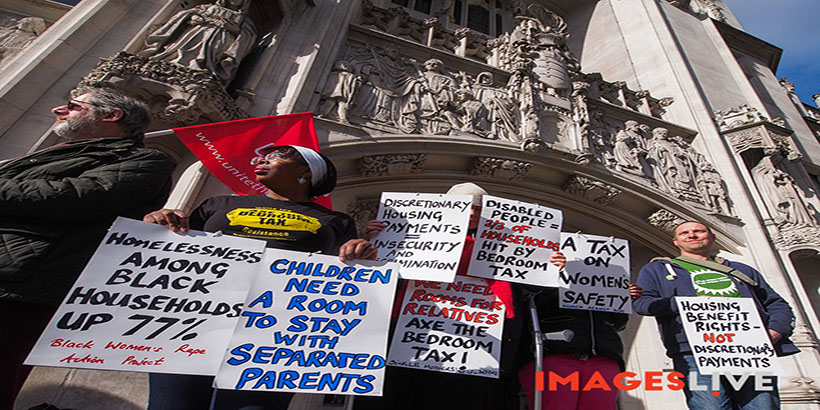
[65,99,100,111]
[250,151,283,165]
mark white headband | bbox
[291,145,327,187]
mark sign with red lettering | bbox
[676,297,783,376]
[387,276,505,378]
[25,217,265,375]
[558,233,632,313]
[468,195,563,287]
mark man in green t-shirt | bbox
[633,221,798,410]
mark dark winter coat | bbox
[0,137,174,306]
[513,286,629,371]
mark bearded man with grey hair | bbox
[0,87,174,408]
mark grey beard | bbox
[54,115,104,140]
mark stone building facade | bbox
[2,0,820,409]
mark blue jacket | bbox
[632,258,798,358]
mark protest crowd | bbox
[1,88,798,410]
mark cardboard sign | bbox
[214,249,399,396]
[371,192,472,281]
[468,195,563,286]
[25,217,265,375]
[387,276,505,378]
[676,296,783,376]
[558,233,632,313]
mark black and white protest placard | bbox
[468,195,563,286]
[387,276,505,378]
[676,296,782,376]
[26,217,265,375]
[370,192,472,282]
[558,233,631,313]
[215,249,399,395]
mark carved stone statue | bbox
[613,120,648,176]
[751,155,815,226]
[318,61,362,124]
[697,161,731,215]
[473,72,520,142]
[353,45,422,133]
[419,58,458,134]
[138,0,257,86]
[0,17,46,67]
[646,127,697,195]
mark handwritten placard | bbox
[468,195,563,286]
[214,249,398,396]
[387,276,505,378]
[25,217,265,375]
[370,192,472,282]
[558,233,632,313]
[676,296,782,376]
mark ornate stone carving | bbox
[358,154,426,177]
[647,209,687,232]
[780,77,796,94]
[724,127,768,153]
[0,17,46,67]
[470,157,531,180]
[702,0,727,22]
[77,51,248,125]
[752,155,817,228]
[347,199,380,237]
[563,175,622,205]
[137,0,257,86]
[773,225,820,249]
[319,44,522,140]
[714,104,768,131]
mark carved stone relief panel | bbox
[78,52,248,126]
[0,16,47,67]
[318,43,524,141]
[470,157,531,180]
[582,114,733,215]
[358,153,427,177]
[347,198,380,237]
[647,209,687,232]
[563,175,622,205]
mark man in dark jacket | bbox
[0,87,174,408]
[633,221,798,410]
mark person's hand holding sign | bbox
[143,209,190,233]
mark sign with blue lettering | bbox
[25,217,265,374]
[371,192,472,282]
[214,249,399,395]
[387,276,505,378]
[468,195,563,286]
[558,233,632,313]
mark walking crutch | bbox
[528,293,574,410]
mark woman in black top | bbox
[144,145,376,410]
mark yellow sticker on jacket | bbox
[226,208,321,234]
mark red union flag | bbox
[172,113,332,208]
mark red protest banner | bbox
[172,113,332,208]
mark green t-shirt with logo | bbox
[673,258,740,297]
